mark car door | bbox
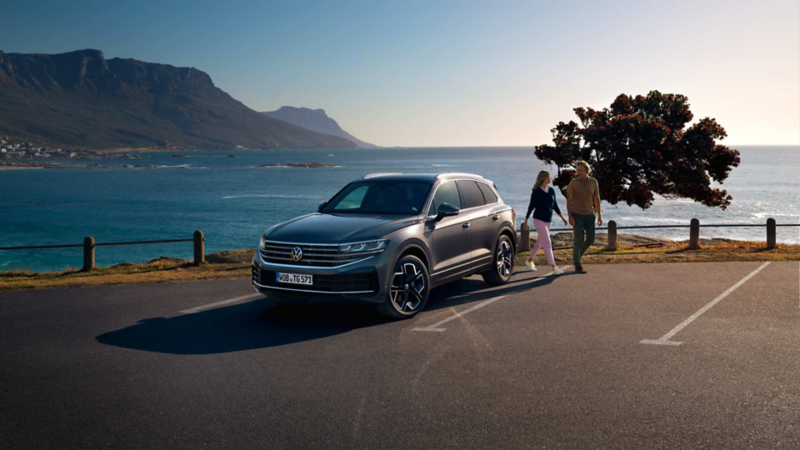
[427,180,472,277]
[456,180,494,266]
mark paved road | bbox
[2,262,799,449]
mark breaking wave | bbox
[615,217,690,225]
[752,212,800,220]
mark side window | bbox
[456,180,486,209]
[477,182,498,204]
[428,181,462,216]
[336,185,369,210]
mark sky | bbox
[2,0,798,147]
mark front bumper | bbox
[251,249,388,304]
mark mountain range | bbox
[262,107,378,148]
[0,49,356,150]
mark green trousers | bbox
[572,213,595,266]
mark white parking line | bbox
[641,262,771,346]
[413,295,509,332]
[413,268,568,332]
[179,293,263,315]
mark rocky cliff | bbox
[263,106,378,148]
[0,49,356,149]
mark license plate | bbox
[276,272,313,286]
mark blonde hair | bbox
[533,170,551,190]
[575,160,591,174]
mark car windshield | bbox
[322,180,433,215]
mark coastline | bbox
[0,160,341,170]
[0,161,178,170]
[0,166,45,170]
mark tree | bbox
[534,91,741,210]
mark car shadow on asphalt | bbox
[96,271,573,355]
[425,270,576,312]
[96,298,391,355]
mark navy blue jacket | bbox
[525,186,562,223]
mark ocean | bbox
[1,146,798,272]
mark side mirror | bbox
[318,201,327,212]
[436,203,460,221]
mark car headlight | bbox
[338,239,388,253]
[259,235,267,250]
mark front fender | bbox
[394,239,432,269]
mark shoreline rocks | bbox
[0,161,187,170]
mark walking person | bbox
[524,170,568,275]
[567,160,603,274]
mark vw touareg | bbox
[252,173,517,318]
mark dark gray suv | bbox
[252,173,517,318]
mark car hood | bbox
[264,213,419,243]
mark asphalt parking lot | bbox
[1,261,799,449]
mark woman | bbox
[524,170,568,275]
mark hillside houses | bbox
[0,138,76,160]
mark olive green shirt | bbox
[567,176,600,215]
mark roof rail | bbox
[435,172,484,179]
[362,173,403,179]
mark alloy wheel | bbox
[497,240,513,278]
[390,261,426,313]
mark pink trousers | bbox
[530,218,555,266]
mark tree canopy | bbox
[534,91,740,209]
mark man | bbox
[567,160,602,274]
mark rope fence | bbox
[517,217,797,252]
[1,218,797,272]
[0,231,205,271]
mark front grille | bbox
[252,265,260,285]
[259,241,381,268]
[253,266,376,294]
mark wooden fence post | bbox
[193,230,205,265]
[689,218,700,249]
[83,236,95,271]
[766,218,776,250]
[607,220,617,251]
[519,222,530,252]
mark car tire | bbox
[482,234,514,285]
[376,254,430,319]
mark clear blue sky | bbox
[2,0,798,146]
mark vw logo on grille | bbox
[291,246,303,262]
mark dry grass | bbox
[0,257,251,292]
[1,238,798,293]
[516,239,800,267]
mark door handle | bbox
[462,223,470,229]
[492,215,499,221]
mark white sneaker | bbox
[551,266,565,275]
[525,260,537,271]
